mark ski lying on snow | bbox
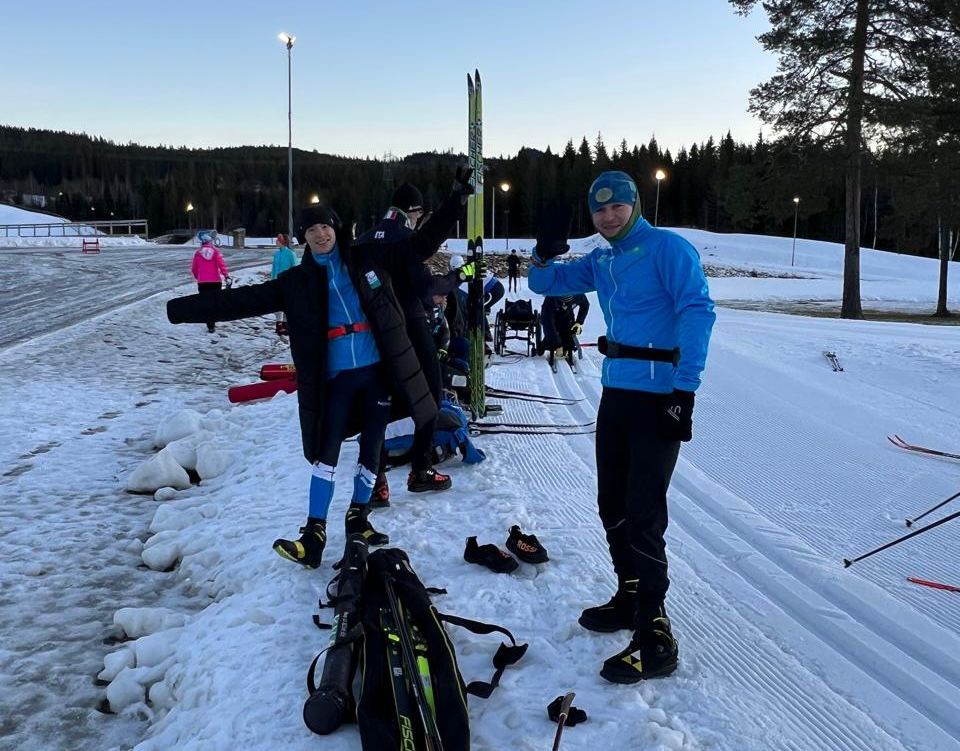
[823,351,844,372]
[470,420,595,430]
[888,434,960,461]
[908,577,960,593]
[485,386,583,404]
[470,425,596,437]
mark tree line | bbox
[0,124,952,259]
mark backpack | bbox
[305,546,526,750]
[503,299,534,323]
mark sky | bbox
[2,0,776,159]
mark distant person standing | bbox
[271,233,298,335]
[507,249,521,292]
[191,230,230,332]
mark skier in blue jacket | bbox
[529,171,715,684]
[271,233,298,335]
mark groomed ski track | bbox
[475,307,960,750]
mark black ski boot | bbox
[578,578,638,632]
[272,517,326,569]
[345,504,389,545]
[407,469,452,493]
[600,604,678,684]
[368,470,390,509]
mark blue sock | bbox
[308,462,336,519]
[351,464,376,505]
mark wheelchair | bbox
[493,299,542,356]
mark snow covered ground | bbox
[1,205,150,247]
[1,230,959,751]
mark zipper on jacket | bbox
[329,262,359,369]
[649,343,654,380]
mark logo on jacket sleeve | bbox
[365,270,382,289]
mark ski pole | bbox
[905,488,960,527]
[843,508,960,567]
[551,692,575,751]
[383,577,444,751]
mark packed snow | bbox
[0,204,151,247]
[1,230,959,751]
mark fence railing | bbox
[0,219,150,238]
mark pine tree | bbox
[730,0,948,318]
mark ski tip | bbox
[905,519,913,528]
[842,558,853,568]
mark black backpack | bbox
[306,546,527,750]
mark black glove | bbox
[452,166,475,204]
[534,200,573,262]
[658,390,695,442]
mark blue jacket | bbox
[528,217,715,393]
[309,245,380,378]
[271,246,298,279]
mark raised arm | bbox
[167,279,285,325]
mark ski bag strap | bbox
[597,335,679,365]
[438,612,528,699]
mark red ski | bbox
[908,577,960,593]
[260,363,297,381]
[228,377,298,404]
[887,434,960,461]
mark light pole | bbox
[186,202,194,232]
[500,182,511,250]
[654,169,666,226]
[279,32,296,242]
[790,196,800,267]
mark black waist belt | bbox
[597,336,679,365]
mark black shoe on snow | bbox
[599,607,678,684]
[207,323,216,333]
[407,469,452,493]
[368,471,390,509]
[464,536,518,573]
[272,519,326,569]
[505,525,549,564]
[345,505,389,546]
[578,581,638,633]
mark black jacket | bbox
[166,193,461,462]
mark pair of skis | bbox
[887,434,960,462]
[467,70,486,420]
[823,351,843,372]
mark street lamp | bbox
[279,32,296,242]
[309,194,320,204]
[654,169,666,226]
[500,183,511,250]
[791,196,800,267]
[186,202,195,232]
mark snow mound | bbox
[154,409,203,448]
[126,447,191,494]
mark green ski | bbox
[467,69,486,419]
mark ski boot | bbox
[600,604,678,684]
[207,323,216,333]
[578,578,638,632]
[368,470,390,509]
[272,518,326,569]
[407,468,452,493]
[345,504,389,545]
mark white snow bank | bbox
[126,447,192,494]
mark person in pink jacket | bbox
[191,231,231,332]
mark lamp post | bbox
[309,194,320,205]
[791,196,800,267]
[186,202,194,232]
[279,32,296,242]
[654,169,666,226]
[500,182,511,250]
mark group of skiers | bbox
[169,167,715,686]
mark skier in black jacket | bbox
[540,293,590,367]
[165,170,473,568]
[507,249,521,292]
[357,182,480,502]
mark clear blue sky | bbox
[3,0,775,158]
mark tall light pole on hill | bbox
[654,169,666,226]
[791,196,800,267]
[500,182,511,249]
[279,32,296,242]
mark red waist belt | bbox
[328,321,371,340]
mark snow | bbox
[1,203,151,247]
[1,229,959,751]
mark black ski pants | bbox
[508,272,519,292]
[197,282,222,330]
[596,387,681,611]
[406,316,442,473]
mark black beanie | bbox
[390,183,424,213]
[298,205,342,235]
